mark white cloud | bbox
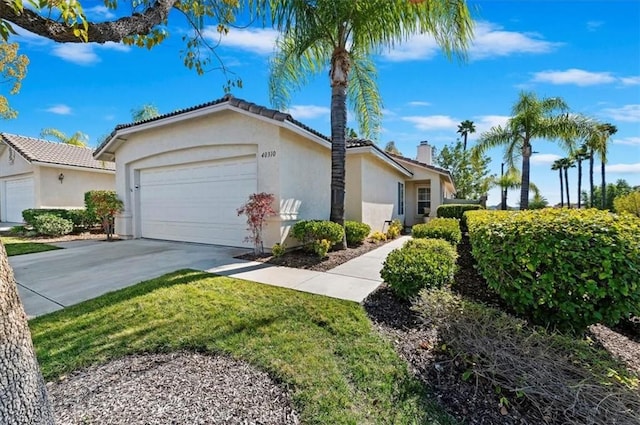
[621,76,640,86]
[607,163,640,174]
[474,115,510,135]
[85,5,115,19]
[51,41,130,65]
[408,101,431,107]
[45,104,72,115]
[101,41,130,53]
[203,27,279,55]
[382,34,440,62]
[613,137,640,146]
[402,115,458,131]
[287,105,330,119]
[532,69,616,86]
[601,104,640,122]
[382,108,397,117]
[469,22,562,60]
[530,153,561,165]
[586,21,604,31]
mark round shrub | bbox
[344,221,371,246]
[412,218,461,245]
[380,238,458,300]
[466,209,640,333]
[291,220,345,251]
[33,214,73,237]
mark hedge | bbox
[22,208,89,227]
[412,218,461,245]
[291,220,345,257]
[436,204,482,227]
[344,221,371,246]
[380,238,458,300]
[466,209,640,333]
[33,214,74,236]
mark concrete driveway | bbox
[10,239,250,318]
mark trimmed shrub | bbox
[466,209,640,333]
[22,208,88,227]
[370,231,387,242]
[380,238,458,299]
[412,218,461,245]
[291,220,345,252]
[313,239,332,258]
[345,221,371,246]
[33,214,73,236]
[386,219,403,239]
[436,204,482,227]
[85,190,124,240]
[271,243,286,258]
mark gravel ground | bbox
[47,352,299,425]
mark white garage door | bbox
[140,156,257,246]
[5,177,34,222]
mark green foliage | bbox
[344,221,371,246]
[291,220,345,252]
[271,242,286,258]
[412,218,461,245]
[466,209,640,333]
[386,219,403,239]
[33,214,73,236]
[436,204,482,227]
[312,239,332,259]
[40,128,89,147]
[528,193,549,209]
[85,190,124,240]
[583,179,635,210]
[435,139,493,199]
[22,208,87,227]
[131,103,160,122]
[0,42,28,119]
[380,238,458,299]
[614,191,640,217]
[370,231,387,242]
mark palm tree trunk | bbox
[501,184,507,210]
[589,150,595,208]
[558,169,564,207]
[0,242,54,424]
[601,160,606,210]
[577,160,582,209]
[564,166,571,208]
[463,133,468,152]
[520,142,531,209]
[329,48,349,249]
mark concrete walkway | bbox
[208,236,409,303]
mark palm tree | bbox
[40,128,88,147]
[131,103,160,122]
[572,144,589,208]
[473,91,579,209]
[494,167,522,210]
[457,120,476,151]
[594,123,617,209]
[269,0,472,248]
[551,159,564,207]
[384,141,401,155]
[560,157,575,208]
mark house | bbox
[0,133,116,223]
[94,95,455,248]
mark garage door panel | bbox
[139,156,257,247]
[6,177,34,222]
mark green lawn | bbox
[1,236,61,256]
[30,270,455,425]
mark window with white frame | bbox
[417,186,431,215]
[397,182,404,215]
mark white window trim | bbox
[398,182,404,215]
[416,185,431,216]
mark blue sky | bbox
[4,0,639,206]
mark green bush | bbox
[380,238,458,299]
[344,221,371,246]
[614,191,640,217]
[271,243,286,258]
[22,208,88,227]
[291,220,345,251]
[412,218,461,245]
[33,214,74,236]
[370,231,387,242]
[313,239,332,258]
[436,204,482,227]
[386,219,403,239]
[466,209,640,333]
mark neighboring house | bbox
[94,95,455,248]
[0,133,116,223]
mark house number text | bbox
[261,151,277,158]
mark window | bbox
[397,182,404,215]
[417,186,431,215]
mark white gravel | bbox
[47,352,300,424]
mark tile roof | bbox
[387,152,454,180]
[0,133,115,171]
[95,94,331,155]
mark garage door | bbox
[5,177,34,222]
[140,156,257,246]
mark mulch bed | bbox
[363,234,640,425]
[237,239,390,272]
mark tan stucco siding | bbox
[38,166,115,208]
[0,147,32,178]
[344,154,363,223]
[359,155,406,232]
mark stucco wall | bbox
[0,146,33,178]
[344,154,363,223]
[359,154,406,232]
[38,166,115,208]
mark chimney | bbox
[416,141,433,165]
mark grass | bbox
[30,270,455,425]
[1,236,61,256]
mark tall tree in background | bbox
[572,144,589,208]
[131,103,160,122]
[435,140,494,200]
[493,167,522,210]
[384,141,401,155]
[473,91,578,209]
[560,157,575,208]
[269,0,472,248]
[593,123,617,209]
[457,119,475,151]
[551,159,564,207]
[40,128,89,147]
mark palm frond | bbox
[346,52,381,140]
